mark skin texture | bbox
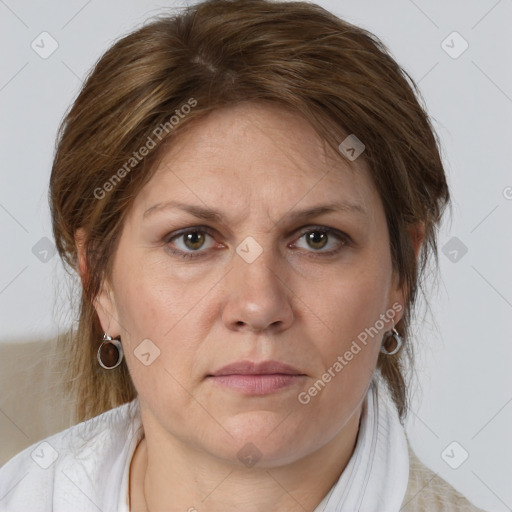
[83,102,421,511]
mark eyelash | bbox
[163,225,351,260]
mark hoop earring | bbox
[97,333,124,370]
[380,323,403,356]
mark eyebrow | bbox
[142,200,367,223]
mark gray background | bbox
[0,0,511,510]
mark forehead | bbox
[133,102,380,220]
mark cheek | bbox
[110,250,219,386]
[112,247,204,337]
[307,257,391,344]
[296,249,393,407]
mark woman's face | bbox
[94,102,405,466]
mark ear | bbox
[75,228,122,337]
[388,221,425,322]
[75,227,88,284]
[409,221,425,261]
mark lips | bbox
[208,360,304,377]
[207,360,306,395]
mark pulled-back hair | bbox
[50,0,450,424]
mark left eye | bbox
[293,229,344,252]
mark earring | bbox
[380,323,403,356]
[97,333,124,369]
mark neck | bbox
[130,404,363,512]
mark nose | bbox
[221,246,294,334]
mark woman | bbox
[0,0,487,510]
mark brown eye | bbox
[305,231,328,250]
[292,227,349,256]
[166,229,217,259]
[182,231,207,250]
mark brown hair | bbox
[50,0,450,424]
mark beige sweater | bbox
[401,443,486,511]
[0,340,487,510]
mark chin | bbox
[210,413,311,467]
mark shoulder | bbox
[401,442,488,512]
[0,398,141,512]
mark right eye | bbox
[164,227,220,260]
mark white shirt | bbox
[0,375,409,511]
[0,396,142,511]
